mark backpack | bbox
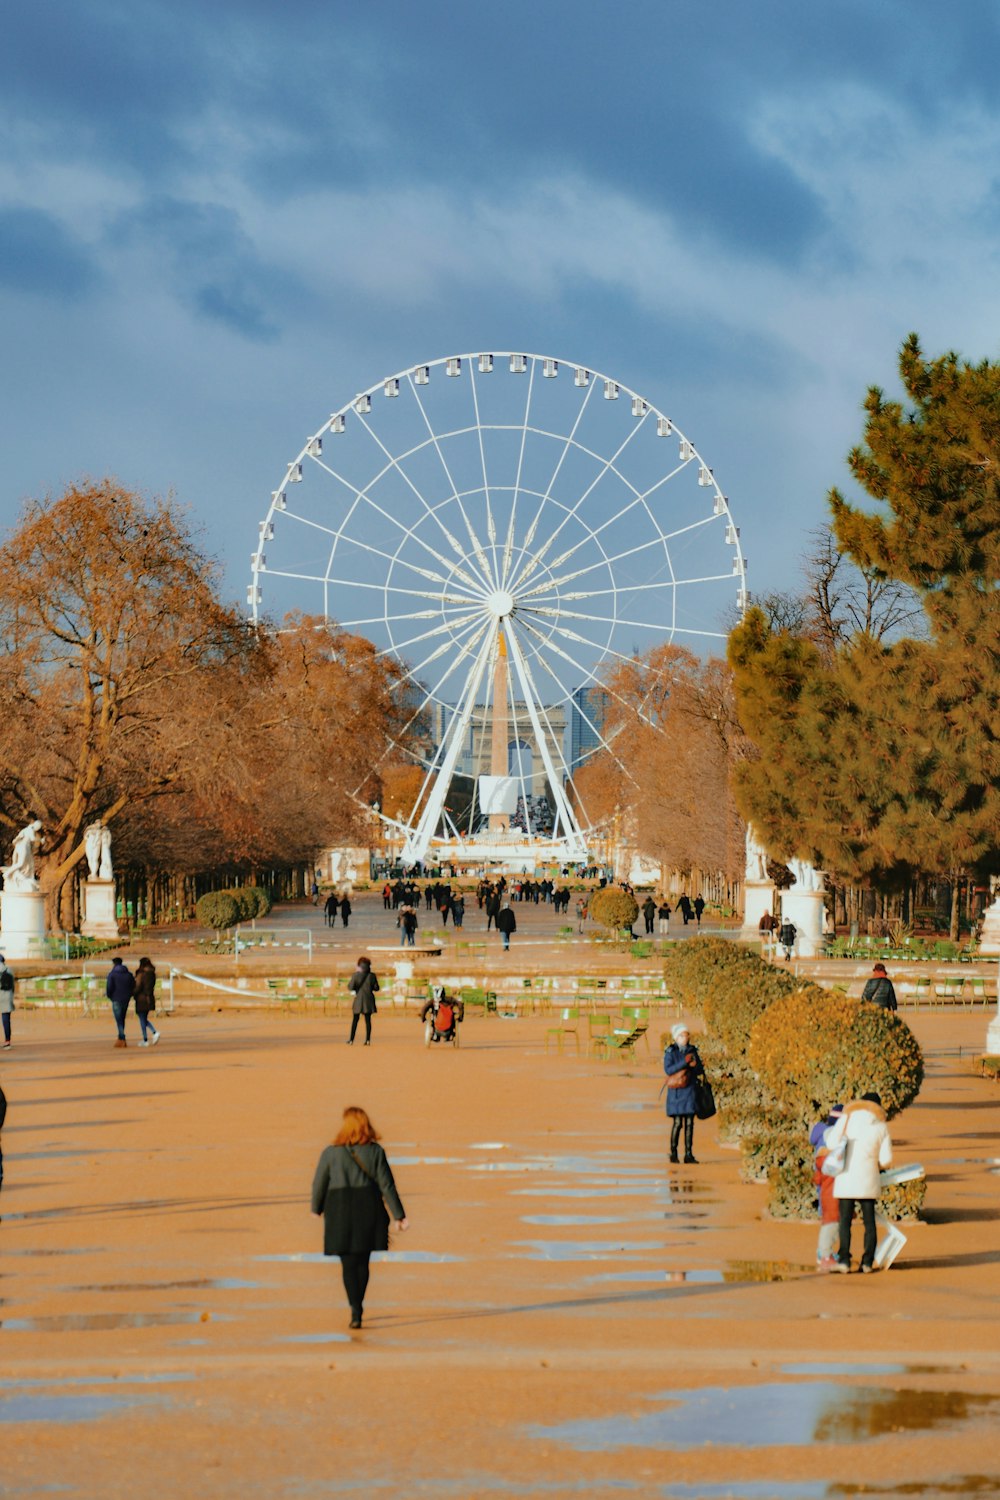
[435,1001,454,1033]
[0,968,13,992]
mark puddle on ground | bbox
[530,1384,1000,1451]
[513,1239,667,1262]
[276,1332,352,1344]
[0,1243,104,1255]
[469,1142,508,1150]
[1,1311,229,1332]
[257,1251,462,1264]
[521,1214,638,1227]
[0,1373,194,1388]
[66,1278,263,1292]
[609,1101,659,1111]
[0,1394,153,1423]
[513,1184,664,1199]
[782,1363,958,1378]
[391,1157,463,1167]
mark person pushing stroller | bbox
[420,986,465,1047]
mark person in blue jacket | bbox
[106,957,135,1049]
[663,1022,705,1164]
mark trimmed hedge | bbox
[671,940,925,1222]
[196,891,240,930]
[588,887,639,933]
[748,987,924,1126]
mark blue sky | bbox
[4,0,1000,618]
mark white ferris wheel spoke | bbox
[305,455,488,599]
[503,372,597,592]
[467,363,501,582]
[500,359,535,591]
[514,614,652,755]
[349,405,496,597]
[377,610,487,672]
[510,409,650,594]
[404,374,497,593]
[385,608,487,656]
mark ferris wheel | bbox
[249,353,746,867]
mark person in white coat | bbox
[827,1091,893,1273]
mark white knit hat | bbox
[671,1022,689,1042]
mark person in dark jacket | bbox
[495,903,516,951]
[642,896,656,934]
[657,899,671,935]
[133,956,160,1047]
[485,890,501,931]
[693,895,706,926]
[861,962,897,1011]
[340,894,352,928]
[451,895,465,928]
[399,905,418,947]
[347,957,379,1045]
[106,957,135,1048]
[662,1022,705,1164]
[677,894,692,925]
[311,1105,408,1328]
[325,893,339,927]
[778,919,797,961]
[0,955,15,1049]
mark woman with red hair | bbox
[311,1106,408,1328]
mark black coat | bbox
[349,968,379,1014]
[311,1142,405,1256]
[496,907,516,934]
[133,966,156,1013]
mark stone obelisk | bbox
[489,629,509,831]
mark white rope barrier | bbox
[169,967,284,1002]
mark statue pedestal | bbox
[0,888,47,959]
[740,880,776,943]
[81,879,120,940]
[978,897,1000,955]
[986,1006,1000,1056]
[781,888,826,958]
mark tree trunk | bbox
[950,878,961,943]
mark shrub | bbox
[703,964,799,1056]
[749,987,924,1126]
[196,891,240,931]
[588,887,638,934]
[765,1157,927,1222]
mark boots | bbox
[669,1119,682,1164]
[683,1115,698,1165]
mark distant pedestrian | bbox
[311,879,320,906]
[0,1080,6,1193]
[657,899,671,935]
[325,893,339,927]
[693,896,706,926]
[576,897,588,934]
[347,957,379,1046]
[311,1105,408,1329]
[340,895,352,928]
[861,963,897,1012]
[133,956,161,1047]
[496,903,516,952]
[486,891,501,932]
[399,906,417,947]
[106,957,135,1048]
[677,894,692,926]
[642,896,656,935]
[0,955,15,1049]
[452,895,465,929]
[382,882,392,910]
[778,919,797,961]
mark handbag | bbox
[694,1075,716,1120]
[821,1136,847,1177]
[665,1067,690,1089]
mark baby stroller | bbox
[421,986,462,1048]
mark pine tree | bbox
[729,335,1000,906]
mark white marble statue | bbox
[2,819,43,891]
[788,856,823,893]
[84,822,103,879]
[99,825,113,880]
[744,824,769,883]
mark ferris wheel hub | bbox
[487,588,516,619]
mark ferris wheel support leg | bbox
[504,627,588,860]
[400,627,496,867]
